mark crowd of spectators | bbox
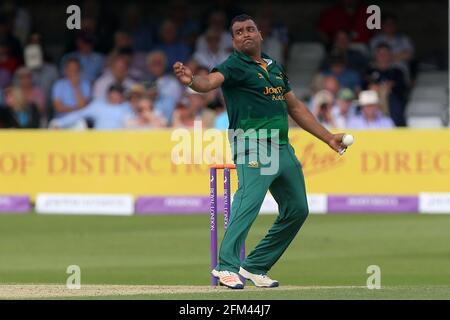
[310,0,415,129]
[0,0,416,131]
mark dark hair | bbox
[334,29,351,39]
[229,14,257,36]
[118,46,134,56]
[65,57,81,68]
[77,32,95,45]
[108,83,125,94]
[328,50,346,65]
[375,42,392,51]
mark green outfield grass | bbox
[0,213,449,299]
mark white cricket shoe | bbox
[211,269,244,289]
[239,267,279,288]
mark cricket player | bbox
[174,14,347,289]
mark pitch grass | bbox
[0,213,449,299]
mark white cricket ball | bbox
[342,134,354,146]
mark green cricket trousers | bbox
[217,143,309,274]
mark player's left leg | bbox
[240,143,309,277]
[216,161,274,274]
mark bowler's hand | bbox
[327,133,347,154]
[173,62,193,85]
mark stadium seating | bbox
[406,71,449,127]
[287,42,325,98]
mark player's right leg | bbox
[240,144,309,278]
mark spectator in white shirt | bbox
[312,89,336,129]
[145,50,184,101]
[193,29,229,71]
[347,90,394,129]
[92,54,136,100]
[195,10,232,54]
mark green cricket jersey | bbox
[211,50,292,145]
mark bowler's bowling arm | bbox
[190,72,225,93]
[285,91,333,143]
